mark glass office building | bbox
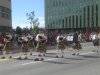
[0,0,12,32]
[45,0,100,32]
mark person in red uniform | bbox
[0,37,5,50]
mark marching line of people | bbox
[0,31,100,61]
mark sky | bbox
[12,0,44,29]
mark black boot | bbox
[77,53,79,55]
[18,57,21,60]
[30,53,32,55]
[92,50,95,52]
[41,58,44,61]
[72,53,76,55]
[56,55,59,58]
[1,56,5,59]
[61,55,64,58]
[24,56,28,59]
[34,58,39,61]
[97,50,99,52]
[9,56,12,58]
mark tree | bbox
[22,27,30,34]
[26,11,40,35]
[15,26,22,35]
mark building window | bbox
[8,0,11,2]
[62,19,64,28]
[83,7,86,28]
[1,6,4,12]
[96,4,98,27]
[1,13,5,18]
[91,5,94,27]
[87,6,90,28]
[59,1,61,6]
[66,17,67,28]
[76,15,78,28]
[69,16,71,28]
[80,16,82,28]
[56,1,58,7]
[72,15,74,28]
[0,6,11,20]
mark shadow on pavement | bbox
[64,57,85,60]
[43,61,70,64]
[79,55,100,58]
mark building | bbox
[0,0,12,32]
[45,0,100,32]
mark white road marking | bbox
[21,61,41,66]
[0,59,9,62]
[20,58,58,66]
[79,52,94,55]
[46,58,57,61]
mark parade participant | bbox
[67,34,73,46]
[0,37,5,51]
[92,32,99,52]
[18,35,29,59]
[1,33,13,59]
[27,34,34,55]
[56,34,65,58]
[98,32,100,48]
[72,31,82,55]
[34,31,47,61]
[63,34,68,50]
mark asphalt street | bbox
[0,42,100,75]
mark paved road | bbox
[0,43,100,75]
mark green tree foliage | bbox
[22,27,30,34]
[15,26,22,35]
[26,11,40,35]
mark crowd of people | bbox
[0,30,100,61]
